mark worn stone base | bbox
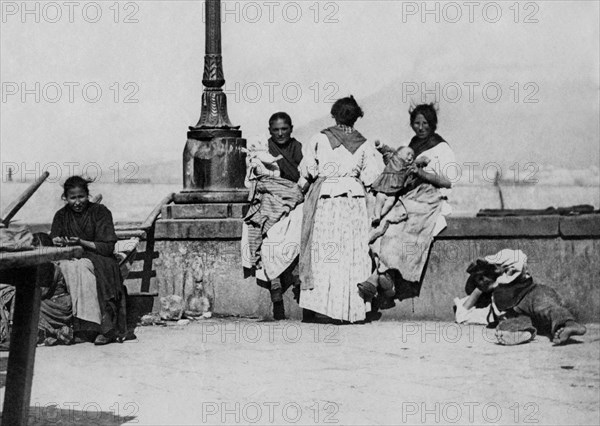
[152,236,599,323]
[154,240,278,318]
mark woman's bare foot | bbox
[553,320,586,345]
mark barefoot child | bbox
[465,249,586,346]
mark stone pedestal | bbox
[183,129,247,196]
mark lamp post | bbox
[182,0,247,203]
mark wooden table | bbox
[0,246,83,425]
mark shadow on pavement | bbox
[0,404,137,425]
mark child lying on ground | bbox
[464,249,586,345]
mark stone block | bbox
[162,203,248,219]
[155,219,242,239]
[174,190,249,204]
[560,215,600,237]
[440,216,560,238]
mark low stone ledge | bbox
[24,215,600,240]
[155,218,243,239]
[438,216,561,239]
[560,215,600,237]
[162,204,247,220]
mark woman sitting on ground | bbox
[48,176,127,345]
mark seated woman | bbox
[46,176,127,345]
[242,112,305,320]
[360,103,455,307]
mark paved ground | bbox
[1,319,599,425]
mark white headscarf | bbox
[483,249,528,285]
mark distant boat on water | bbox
[117,178,152,184]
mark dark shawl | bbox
[50,202,126,336]
[409,133,447,158]
[321,126,366,154]
[268,137,303,183]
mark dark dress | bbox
[371,154,413,195]
[50,203,127,338]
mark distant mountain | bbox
[293,77,600,171]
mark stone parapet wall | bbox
[152,215,599,323]
[27,216,600,323]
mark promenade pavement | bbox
[2,319,599,425]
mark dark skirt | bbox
[84,252,127,338]
[372,172,407,195]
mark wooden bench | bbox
[113,193,174,297]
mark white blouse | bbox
[418,141,456,234]
[300,133,384,198]
[419,141,456,201]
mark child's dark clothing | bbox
[371,146,416,195]
[496,283,574,337]
[466,258,576,338]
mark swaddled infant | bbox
[243,141,283,189]
[243,141,283,185]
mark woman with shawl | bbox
[49,176,127,345]
[359,104,455,306]
[299,96,383,323]
[242,112,305,320]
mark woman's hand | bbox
[413,167,452,189]
[65,237,81,246]
[408,163,421,175]
[297,176,310,193]
[52,236,68,247]
[415,156,431,167]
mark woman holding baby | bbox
[242,112,305,320]
[359,103,456,306]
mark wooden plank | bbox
[1,267,41,425]
[116,229,146,239]
[0,245,77,426]
[127,270,157,280]
[133,251,159,262]
[140,223,156,293]
[0,247,83,271]
[140,193,175,230]
[128,291,159,297]
[1,172,49,225]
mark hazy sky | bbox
[1,0,599,180]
